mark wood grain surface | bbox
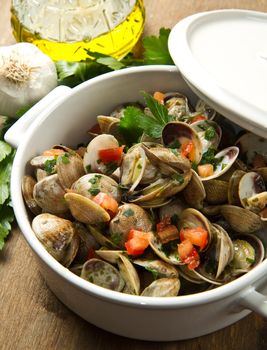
[1,0,267,349]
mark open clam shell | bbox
[162,121,202,164]
[235,132,267,167]
[200,146,239,182]
[228,233,265,277]
[238,171,266,213]
[83,134,121,174]
[163,92,191,119]
[190,120,222,153]
[117,254,140,295]
[228,170,246,205]
[81,258,125,292]
[134,259,179,278]
[21,175,42,215]
[64,192,110,224]
[203,179,228,205]
[149,235,181,266]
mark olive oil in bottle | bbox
[11,0,145,61]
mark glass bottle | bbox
[11,0,145,61]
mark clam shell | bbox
[141,278,180,297]
[21,175,41,215]
[33,174,68,214]
[203,179,228,205]
[56,151,85,189]
[220,205,263,233]
[134,259,179,278]
[117,254,140,295]
[64,192,110,224]
[183,170,206,209]
[32,213,79,267]
[228,170,246,205]
[81,258,125,292]
[200,146,239,182]
[238,172,266,212]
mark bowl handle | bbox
[4,85,72,148]
[238,286,267,318]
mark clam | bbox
[235,132,267,167]
[195,99,217,120]
[117,254,140,295]
[97,115,124,143]
[182,170,206,209]
[149,234,181,266]
[33,174,68,214]
[228,170,246,205]
[32,213,79,267]
[141,278,180,297]
[80,258,125,292]
[128,174,192,208]
[30,155,56,170]
[72,173,121,202]
[21,175,41,215]
[83,134,121,174]
[229,234,265,276]
[220,205,263,233]
[179,208,213,249]
[95,249,125,264]
[203,179,228,205]
[190,120,222,153]
[141,143,192,175]
[120,144,150,192]
[162,121,202,164]
[109,203,153,248]
[200,146,239,181]
[238,171,266,213]
[163,92,190,119]
[134,259,179,278]
[64,192,110,224]
[56,151,85,189]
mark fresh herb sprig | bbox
[119,91,175,144]
[0,118,15,249]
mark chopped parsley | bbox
[246,257,255,264]
[204,126,216,141]
[85,164,91,172]
[123,208,134,217]
[58,152,70,164]
[200,147,222,170]
[171,173,184,184]
[105,162,118,175]
[146,268,160,280]
[168,139,181,149]
[44,158,57,174]
[88,188,100,196]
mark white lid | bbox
[168,9,267,138]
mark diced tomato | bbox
[42,148,65,156]
[177,239,200,270]
[190,115,208,124]
[92,192,118,217]
[125,229,151,255]
[153,91,165,104]
[98,146,124,164]
[181,140,195,161]
[180,227,208,251]
[197,164,214,178]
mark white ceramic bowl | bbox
[6,66,267,341]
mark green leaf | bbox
[142,91,171,124]
[143,28,174,65]
[0,204,14,250]
[0,149,15,184]
[0,183,9,205]
[15,104,33,118]
[87,51,126,70]
[0,141,12,162]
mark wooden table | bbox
[1,1,267,349]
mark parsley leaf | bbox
[143,28,174,65]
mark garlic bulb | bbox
[0,43,57,118]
